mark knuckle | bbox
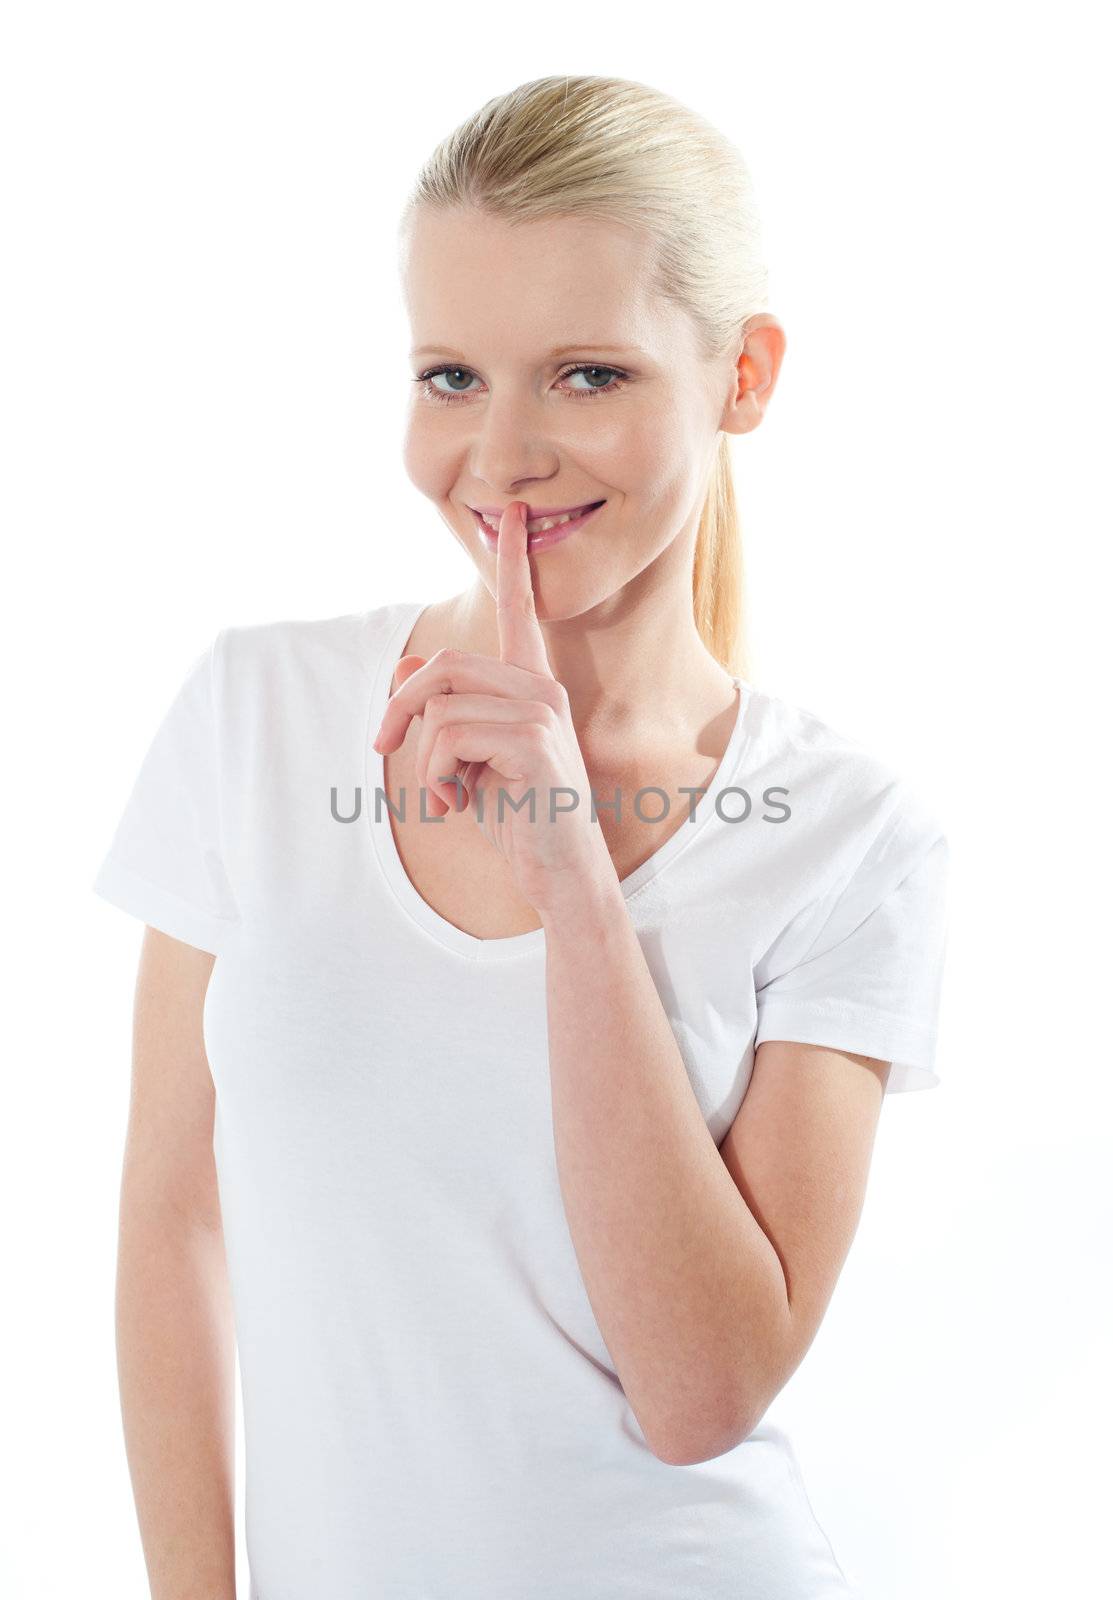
[427,645,461,675]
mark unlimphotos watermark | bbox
[329,782,792,826]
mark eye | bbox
[558,364,628,399]
[412,362,630,405]
[415,365,476,400]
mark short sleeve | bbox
[91,632,241,956]
[753,788,950,1093]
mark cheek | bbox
[400,411,455,498]
[599,405,703,514]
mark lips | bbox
[470,501,603,520]
[469,500,605,532]
[469,500,605,550]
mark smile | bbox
[469,500,606,550]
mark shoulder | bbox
[209,603,419,697]
[214,608,374,675]
[737,678,948,875]
[740,677,896,782]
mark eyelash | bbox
[412,362,630,405]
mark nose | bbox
[467,388,560,500]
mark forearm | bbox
[539,872,791,1465]
[116,1197,237,1599]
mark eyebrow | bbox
[410,343,646,361]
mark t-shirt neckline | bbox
[363,601,753,961]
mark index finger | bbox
[496,500,553,677]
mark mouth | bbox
[468,500,606,551]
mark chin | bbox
[483,564,622,626]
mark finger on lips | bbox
[496,501,554,678]
[371,502,557,765]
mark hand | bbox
[371,501,617,915]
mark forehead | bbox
[401,205,687,357]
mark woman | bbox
[93,76,949,1600]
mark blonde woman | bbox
[93,76,949,1600]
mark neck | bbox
[420,567,736,748]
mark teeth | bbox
[478,506,595,534]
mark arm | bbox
[371,509,891,1465]
[116,927,237,1599]
[540,873,888,1467]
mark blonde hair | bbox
[401,75,769,680]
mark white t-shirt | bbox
[92,602,950,1600]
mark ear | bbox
[719,314,787,438]
[390,654,428,692]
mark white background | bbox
[4,3,1110,1596]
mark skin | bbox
[117,930,237,1596]
[396,203,787,756]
